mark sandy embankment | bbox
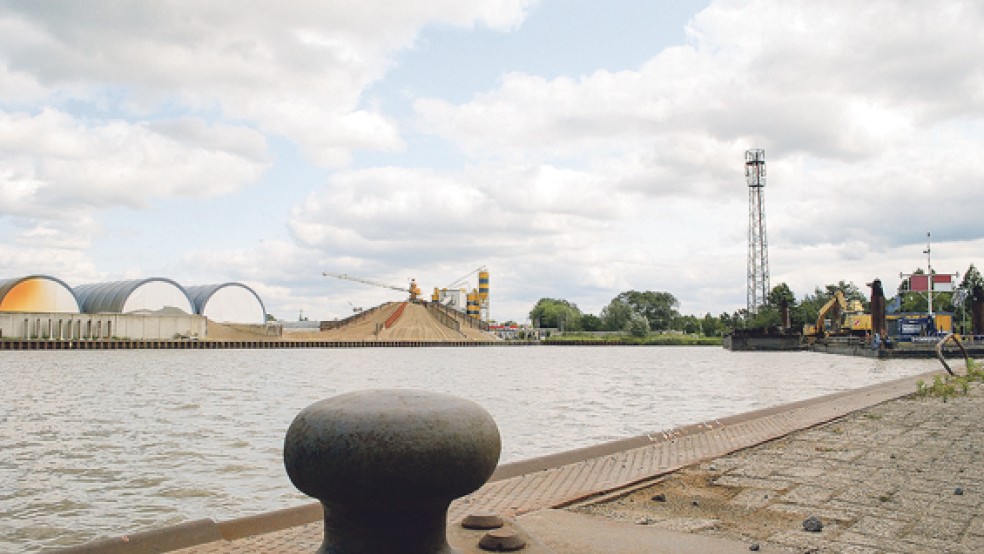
[205,321,282,341]
[276,302,499,342]
[376,302,479,341]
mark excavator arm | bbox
[815,291,847,337]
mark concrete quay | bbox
[579,375,984,553]
[58,369,981,554]
[0,338,518,350]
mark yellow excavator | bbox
[804,291,871,338]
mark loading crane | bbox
[322,272,422,302]
[445,266,487,289]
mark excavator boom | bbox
[814,291,847,337]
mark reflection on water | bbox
[0,347,936,552]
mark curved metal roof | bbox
[74,278,193,314]
[185,282,267,323]
[0,274,81,313]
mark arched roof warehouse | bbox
[186,283,267,324]
[74,278,194,315]
[0,275,81,313]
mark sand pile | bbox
[205,321,281,341]
[283,301,498,342]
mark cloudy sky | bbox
[1,0,982,323]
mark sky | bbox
[1,0,983,324]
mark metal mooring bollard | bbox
[284,389,501,554]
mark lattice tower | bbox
[745,149,770,314]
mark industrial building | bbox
[0,275,81,314]
[429,267,491,322]
[75,278,195,315]
[187,283,267,324]
[0,275,268,340]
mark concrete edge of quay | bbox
[487,371,942,481]
[48,368,953,553]
[0,338,525,350]
[8,339,981,358]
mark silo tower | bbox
[478,268,490,321]
[745,149,771,314]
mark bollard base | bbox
[318,501,459,554]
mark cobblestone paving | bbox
[584,382,984,553]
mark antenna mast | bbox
[745,149,770,315]
[924,232,933,315]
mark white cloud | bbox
[0,108,270,274]
[0,1,536,167]
[413,0,984,244]
[0,240,102,282]
[287,164,638,267]
[0,109,270,211]
[0,63,45,104]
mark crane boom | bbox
[323,272,422,301]
[446,265,487,289]
[322,272,406,292]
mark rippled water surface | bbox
[0,346,938,552]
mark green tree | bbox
[701,313,723,337]
[600,298,634,331]
[768,282,796,309]
[958,264,984,315]
[900,293,927,313]
[826,280,867,307]
[529,298,583,330]
[749,307,781,328]
[718,310,745,332]
[746,282,796,329]
[626,313,651,337]
[675,314,700,335]
[955,263,983,333]
[961,263,984,291]
[580,314,604,332]
[614,290,679,332]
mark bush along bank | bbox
[915,360,984,401]
[543,333,722,346]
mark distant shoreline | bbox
[0,336,723,350]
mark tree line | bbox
[526,263,984,337]
[527,290,722,338]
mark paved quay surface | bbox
[61,368,978,553]
[580,377,984,553]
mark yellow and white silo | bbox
[478,269,490,321]
[466,289,480,318]
[478,270,489,299]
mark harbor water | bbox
[1,346,939,552]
